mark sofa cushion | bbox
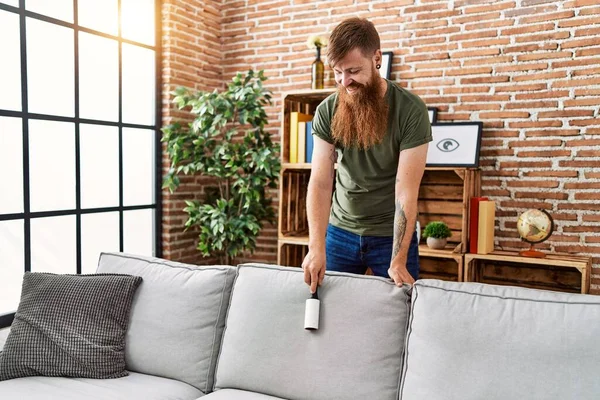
[215,263,411,400]
[0,272,142,381]
[0,371,203,400]
[400,279,600,400]
[96,252,235,394]
[204,389,285,399]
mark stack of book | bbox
[289,112,314,163]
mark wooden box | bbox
[280,89,334,165]
[277,242,307,268]
[418,168,480,254]
[279,168,310,238]
[419,245,463,281]
[464,251,592,294]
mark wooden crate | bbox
[464,251,592,294]
[278,168,310,238]
[280,89,334,164]
[277,242,308,268]
[418,168,480,254]
[419,245,463,281]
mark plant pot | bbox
[426,237,447,250]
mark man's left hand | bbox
[388,261,415,286]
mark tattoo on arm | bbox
[392,201,407,258]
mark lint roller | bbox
[304,287,320,331]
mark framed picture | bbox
[426,122,483,168]
[379,51,392,79]
[427,107,438,123]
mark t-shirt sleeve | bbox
[311,97,335,144]
[399,100,433,151]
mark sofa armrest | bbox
[0,327,10,352]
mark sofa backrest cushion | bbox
[400,279,600,400]
[96,252,235,394]
[214,263,411,400]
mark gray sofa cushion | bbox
[96,252,235,394]
[0,272,142,381]
[0,371,203,400]
[204,389,285,399]
[401,279,600,400]
[215,263,411,400]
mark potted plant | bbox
[161,70,280,265]
[422,221,452,250]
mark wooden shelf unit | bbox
[276,89,481,277]
[277,90,333,266]
[464,251,592,294]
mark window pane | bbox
[26,0,73,23]
[122,44,155,125]
[123,128,155,206]
[26,18,74,117]
[80,124,119,209]
[0,220,24,315]
[81,212,119,274]
[29,120,75,212]
[124,209,154,257]
[0,1,19,7]
[122,0,155,46]
[78,0,118,35]
[0,117,23,214]
[0,10,21,111]
[31,215,76,274]
[79,33,119,122]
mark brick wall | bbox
[161,0,224,264]
[163,0,600,293]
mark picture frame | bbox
[426,122,483,168]
[379,51,393,79]
[427,107,438,123]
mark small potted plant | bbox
[422,221,452,250]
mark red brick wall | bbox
[163,0,600,293]
[161,0,224,265]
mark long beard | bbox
[331,72,389,150]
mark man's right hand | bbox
[301,250,326,294]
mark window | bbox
[0,0,161,328]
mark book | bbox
[477,200,496,255]
[305,121,313,163]
[469,196,488,253]
[297,122,307,163]
[289,112,312,163]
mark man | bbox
[302,17,432,293]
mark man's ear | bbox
[374,49,382,65]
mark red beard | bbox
[331,70,389,150]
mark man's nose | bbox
[340,74,353,87]
[338,73,354,87]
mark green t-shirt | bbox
[312,80,432,236]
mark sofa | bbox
[1,251,599,399]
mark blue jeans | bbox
[325,224,420,280]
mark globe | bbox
[516,209,554,258]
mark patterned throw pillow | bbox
[0,272,142,381]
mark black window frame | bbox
[0,0,163,329]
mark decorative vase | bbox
[426,237,447,250]
[311,45,324,90]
